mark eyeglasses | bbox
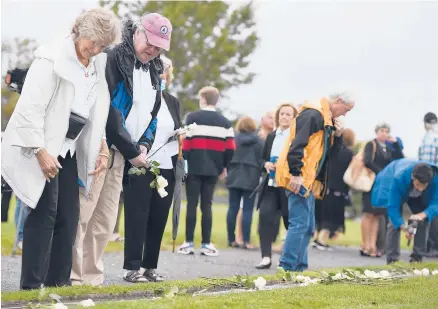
[140,29,162,53]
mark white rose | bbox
[253,277,266,290]
[156,175,168,188]
[413,269,422,276]
[295,275,306,282]
[309,278,319,285]
[52,303,68,309]
[432,270,438,276]
[79,299,95,307]
[421,268,430,276]
[378,270,390,278]
[364,270,378,279]
[331,273,343,281]
[157,187,168,198]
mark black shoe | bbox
[143,269,164,282]
[123,270,148,283]
[409,257,423,264]
[387,259,399,265]
[312,240,326,251]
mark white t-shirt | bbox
[59,50,98,158]
[147,96,178,169]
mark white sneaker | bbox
[200,243,219,257]
[177,242,195,255]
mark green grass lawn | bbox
[92,276,438,309]
[1,195,407,256]
[3,262,437,304]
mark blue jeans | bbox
[14,198,30,242]
[279,192,315,271]
[227,188,255,244]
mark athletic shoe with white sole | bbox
[177,242,195,255]
[200,243,219,257]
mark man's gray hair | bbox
[329,92,355,105]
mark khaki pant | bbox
[71,150,124,285]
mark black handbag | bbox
[66,112,87,140]
[1,177,12,194]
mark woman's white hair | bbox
[329,92,355,105]
[72,7,122,47]
[160,54,174,85]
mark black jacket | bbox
[105,20,164,160]
[364,139,404,175]
[225,132,263,191]
[251,131,275,208]
[326,143,354,193]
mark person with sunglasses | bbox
[71,13,173,286]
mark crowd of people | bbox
[1,7,437,290]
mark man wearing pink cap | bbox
[71,13,173,285]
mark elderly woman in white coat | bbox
[1,8,121,290]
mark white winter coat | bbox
[1,36,110,208]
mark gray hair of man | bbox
[328,92,355,105]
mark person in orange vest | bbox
[275,93,355,271]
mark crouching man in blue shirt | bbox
[371,159,438,264]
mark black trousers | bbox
[185,175,218,244]
[258,186,288,258]
[123,168,175,270]
[21,153,79,290]
[1,190,12,222]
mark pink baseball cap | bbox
[141,13,172,51]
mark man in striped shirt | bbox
[419,112,438,257]
[178,86,235,256]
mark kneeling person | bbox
[371,159,438,264]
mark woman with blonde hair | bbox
[1,7,121,290]
[226,117,264,249]
[255,102,297,269]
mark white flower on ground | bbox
[364,270,379,279]
[253,277,267,290]
[421,268,430,276]
[157,187,168,198]
[379,270,390,278]
[432,270,438,276]
[331,273,343,281]
[79,299,95,307]
[156,175,168,188]
[413,269,422,276]
[295,275,312,283]
[52,303,68,309]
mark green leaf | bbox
[150,180,157,188]
[151,160,160,167]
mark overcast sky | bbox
[2,0,437,158]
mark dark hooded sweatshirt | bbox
[226,132,264,191]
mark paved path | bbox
[3,246,436,292]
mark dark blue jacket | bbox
[371,159,438,229]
